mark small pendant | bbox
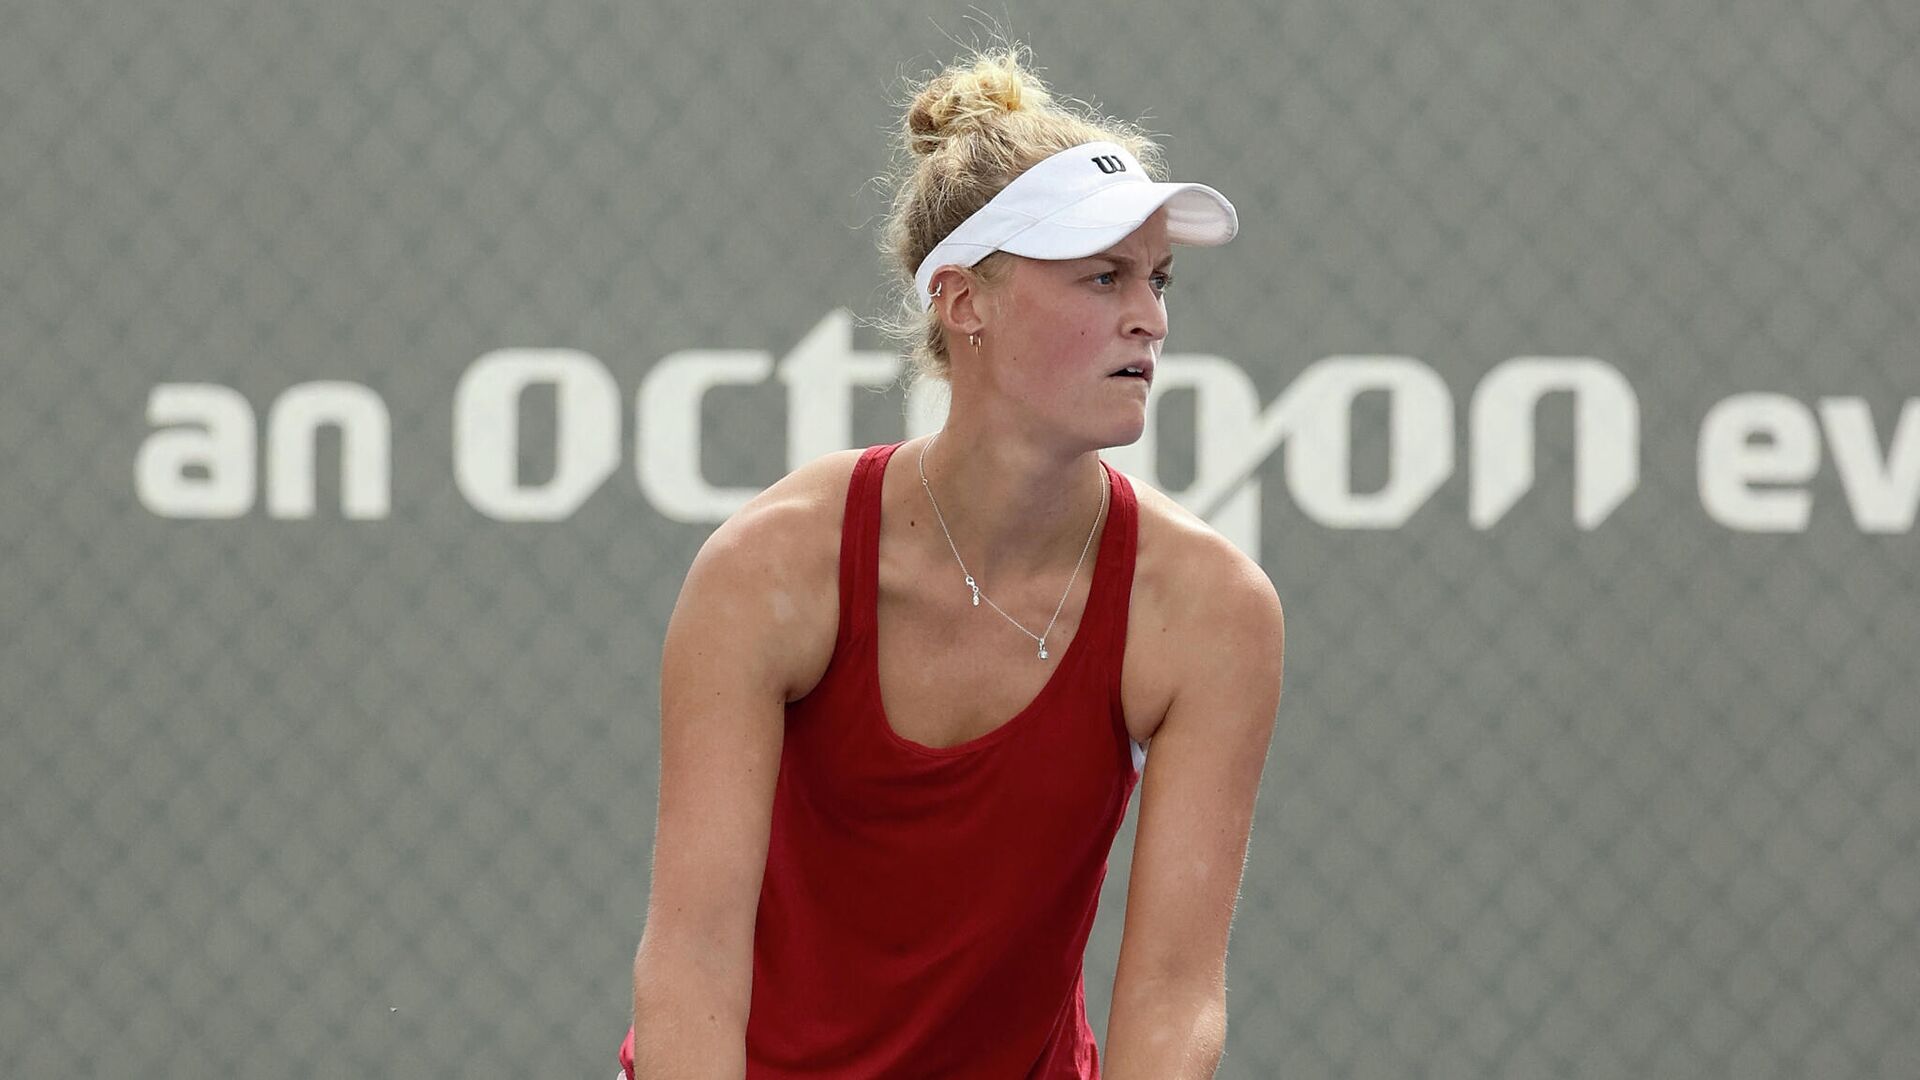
[965,575,979,607]
[1038,642,1049,660]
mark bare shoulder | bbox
[731,446,866,528]
[707,447,864,561]
[1119,470,1286,706]
[687,447,867,701]
[1126,473,1282,612]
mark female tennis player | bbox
[618,46,1285,1079]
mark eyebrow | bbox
[1087,253,1175,272]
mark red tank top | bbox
[621,441,1143,1079]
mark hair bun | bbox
[906,47,1054,157]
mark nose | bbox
[1126,279,1168,344]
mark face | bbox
[970,207,1174,443]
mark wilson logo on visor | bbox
[1091,154,1127,174]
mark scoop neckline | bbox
[867,443,1115,759]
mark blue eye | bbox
[1092,270,1175,294]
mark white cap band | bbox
[912,140,1237,311]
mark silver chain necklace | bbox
[916,432,1107,661]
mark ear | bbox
[929,266,989,341]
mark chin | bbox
[1097,410,1148,450]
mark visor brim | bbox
[998,181,1238,261]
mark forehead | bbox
[1090,207,1172,263]
[1000,208,1174,281]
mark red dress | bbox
[622,441,1144,1078]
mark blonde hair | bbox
[876,45,1167,388]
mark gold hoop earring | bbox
[968,332,982,349]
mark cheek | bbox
[1022,323,1098,374]
[1001,287,1106,377]
[1019,300,1099,349]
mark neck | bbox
[914,424,1109,586]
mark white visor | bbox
[913,140,1237,311]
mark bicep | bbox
[637,506,828,987]
[1115,559,1285,994]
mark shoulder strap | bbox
[1086,459,1139,666]
[834,442,898,648]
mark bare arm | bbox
[1104,539,1285,1079]
[628,468,842,1078]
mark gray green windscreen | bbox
[3,1,1915,1077]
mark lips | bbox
[1109,359,1155,381]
